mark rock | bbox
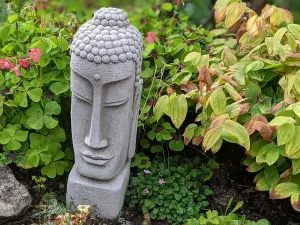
[0,164,32,223]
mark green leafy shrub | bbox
[126,156,214,224]
[127,2,214,167]
[187,198,270,225]
[0,4,75,177]
[150,0,300,211]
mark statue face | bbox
[70,56,136,180]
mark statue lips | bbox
[80,152,114,166]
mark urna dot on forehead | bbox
[71,7,143,65]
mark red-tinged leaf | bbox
[217,73,238,87]
[215,9,226,24]
[181,81,198,93]
[192,135,203,146]
[244,114,273,142]
[247,161,266,172]
[270,183,299,199]
[280,168,293,180]
[291,194,300,212]
[239,103,251,115]
[270,101,285,114]
[184,137,190,145]
[166,87,176,95]
[198,66,212,91]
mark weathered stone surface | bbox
[0,164,32,223]
[67,7,143,219]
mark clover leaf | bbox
[26,101,61,130]
[41,161,69,178]
[0,124,28,150]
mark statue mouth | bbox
[81,152,114,166]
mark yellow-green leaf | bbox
[268,116,296,126]
[203,126,222,151]
[277,123,295,146]
[210,88,227,115]
[153,95,168,121]
[168,94,187,129]
[225,2,246,29]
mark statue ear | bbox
[128,79,143,159]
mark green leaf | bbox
[269,116,296,126]
[266,148,280,166]
[27,88,42,102]
[15,92,28,107]
[210,88,227,115]
[183,124,198,140]
[153,95,168,121]
[50,82,69,95]
[14,130,28,142]
[247,161,266,172]
[53,58,67,70]
[161,3,173,12]
[167,94,187,129]
[30,38,52,54]
[288,24,300,40]
[292,159,300,175]
[225,2,246,29]
[285,126,300,158]
[203,126,222,151]
[271,182,299,199]
[264,166,280,187]
[41,161,68,178]
[221,120,250,150]
[184,52,201,66]
[45,101,61,115]
[169,140,184,151]
[245,61,264,74]
[230,201,244,214]
[256,177,271,191]
[245,82,261,103]
[8,14,18,23]
[0,131,11,144]
[150,145,162,153]
[7,139,21,151]
[277,123,295,146]
[286,32,297,51]
[44,116,58,129]
[27,146,48,167]
[57,37,69,51]
[48,126,66,142]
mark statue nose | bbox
[84,87,108,149]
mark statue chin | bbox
[75,156,126,180]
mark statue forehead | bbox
[71,53,135,84]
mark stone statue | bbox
[66,7,143,219]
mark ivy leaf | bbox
[210,88,227,115]
[50,82,69,95]
[27,88,42,102]
[167,94,187,129]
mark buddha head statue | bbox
[70,8,143,180]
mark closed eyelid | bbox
[73,91,92,104]
[104,97,129,107]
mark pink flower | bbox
[11,67,21,77]
[18,58,30,69]
[0,59,14,70]
[158,179,165,185]
[177,0,181,6]
[28,48,42,63]
[144,188,149,194]
[145,32,158,44]
[144,169,151,175]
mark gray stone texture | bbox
[67,7,143,219]
[0,164,32,223]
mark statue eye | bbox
[104,97,129,107]
[73,91,92,104]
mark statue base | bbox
[66,161,130,219]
